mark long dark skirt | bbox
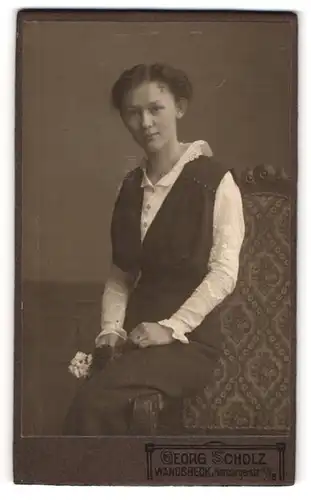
[63,339,218,436]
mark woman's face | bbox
[121,81,185,153]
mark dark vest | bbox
[111,156,232,351]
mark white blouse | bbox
[97,140,245,345]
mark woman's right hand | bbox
[95,329,127,348]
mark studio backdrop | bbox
[20,19,294,436]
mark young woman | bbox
[63,63,245,435]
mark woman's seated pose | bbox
[63,63,245,435]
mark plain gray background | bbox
[22,20,293,284]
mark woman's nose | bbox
[141,110,153,129]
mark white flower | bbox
[75,351,87,362]
[68,351,93,379]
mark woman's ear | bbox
[176,98,188,119]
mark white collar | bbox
[140,140,213,188]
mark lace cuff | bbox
[158,319,190,344]
[95,326,127,348]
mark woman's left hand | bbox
[129,322,175,348]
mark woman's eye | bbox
[149,106,163,114]
[126,109,139,118]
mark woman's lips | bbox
[144,133,159,142]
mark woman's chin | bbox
[143,139,164,153]
[145,144,162,153]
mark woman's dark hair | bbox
[111,63,193,111]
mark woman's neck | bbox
[145,139,186,184]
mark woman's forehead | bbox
[124,81,173,107]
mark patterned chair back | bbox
[184,164,292,432]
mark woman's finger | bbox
[131,334,147,345]
[137,338,151,348]
[129,324,147,344]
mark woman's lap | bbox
[83,340,217,399]
[64,340,218,434]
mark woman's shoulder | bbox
[120,166,143,189]
[186,155,230,190]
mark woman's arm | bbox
[158,170,245,343]
[95,264,135,347]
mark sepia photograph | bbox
[15,9,297,485]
